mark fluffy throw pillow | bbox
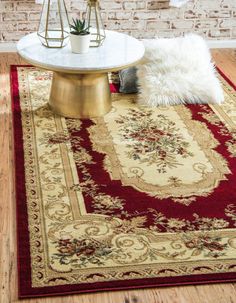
[119,67,138,94]
[137,34,224,106]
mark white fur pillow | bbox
[137,34,224,106]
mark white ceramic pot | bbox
[70,33,91,54]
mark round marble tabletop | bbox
[17,30,145,74]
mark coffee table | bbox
[17,30,145,118]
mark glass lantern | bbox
[37,0,70,48]
[85,0,106,47]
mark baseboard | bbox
[207,39,236,49]
[0,43,17,52]
[0,39,236,52]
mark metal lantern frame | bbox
[86,0,106,47]
[37,0,70,48]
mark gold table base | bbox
[49,72,112,119]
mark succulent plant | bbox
[70,18,90,35]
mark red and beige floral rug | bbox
[11,66,236,298]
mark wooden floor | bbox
[0,50,236,303]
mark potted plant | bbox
[69,18,91,54]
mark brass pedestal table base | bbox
[49,72,111,119]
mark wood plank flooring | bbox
[0,50,236,303]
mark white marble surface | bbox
[17,30,145,73]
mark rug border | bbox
[216,66,236,91]
[10,65,236,299]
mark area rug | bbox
[11,66,236,298]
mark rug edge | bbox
[216,66,236,91]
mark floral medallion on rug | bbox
[11,66,236,298]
